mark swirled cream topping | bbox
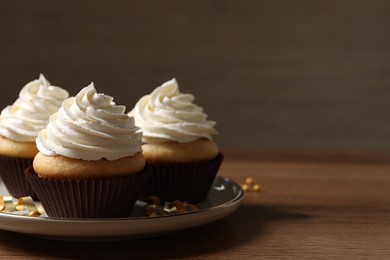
[0,74,69,142]
[130,78,217,143]
[36,83,142,161]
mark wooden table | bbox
[0,150,389,259]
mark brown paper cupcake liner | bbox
[25,166,150,219]
[0,156,37,200]
[142,153,224,203]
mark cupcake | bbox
[130,78,223,203]
[0,74,69,199]
[25,83,149,218]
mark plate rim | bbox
[0,176,243,232]
[0,176,243,223]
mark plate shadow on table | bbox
[0,205,309,259]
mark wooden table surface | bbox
[0,150,389,259]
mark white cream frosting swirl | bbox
[36,83,142,161]
[130,78,217,143]
[0,74,69,142]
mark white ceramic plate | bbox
[0,176,243,241]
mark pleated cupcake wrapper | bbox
[25,166,150,219]
[0,156,37,200]
[142,153,224,204]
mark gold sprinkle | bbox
[242,184,251,192]
[148,212,158,217]
[0,197,4,212]
[14,201,25,211]
[175,201,186,213]
[253,184,262,192]
[29,211,41,217]
[245,177,255,185]
[186,203,198,211]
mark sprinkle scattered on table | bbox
[241,177,262,193]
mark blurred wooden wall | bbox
[1,0,390,151]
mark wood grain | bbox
[1,1,390,150]
[0,150,389,259]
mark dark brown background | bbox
[1,0,390,151]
